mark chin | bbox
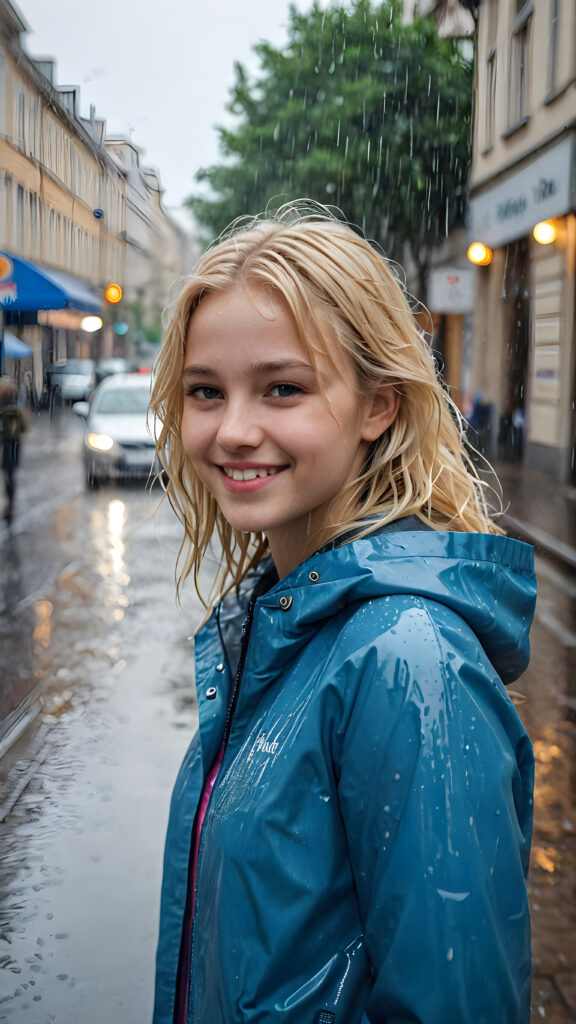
[217,512,269,535]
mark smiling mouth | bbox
[221,466,285,481]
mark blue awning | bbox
[3,331,33,358]
[0,251,101,314]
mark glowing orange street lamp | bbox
[467,242,493,267]
[533,220,557,245]
[105,283,123,304]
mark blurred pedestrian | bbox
[0,376,26,523]
[150,203,537,1024]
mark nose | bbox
[216,397,264,451]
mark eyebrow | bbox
[182,359,315,379]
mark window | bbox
[548,0,559,95]
[16,90,25,148]
[56,213,63,262]
[485,48,497,149]
[509,0,533,129]
[483,0,498,149]
[68,138,75,193]
[16,185,25,249]
[30,193,39,254]
[28,96,37,155]
[0,50,6,137]
[48,208,55,261]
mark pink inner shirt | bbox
[191,745,225,911]
[175,745,225,1024]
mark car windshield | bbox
[97,359,128,372]
[49,360,94,375]
[93,386,151,415]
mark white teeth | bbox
[224,467,280,481]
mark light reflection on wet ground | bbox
[515,556,576,1022]
[0,418,212,1020]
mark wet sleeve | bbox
[336,599,533,1024]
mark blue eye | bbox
[186,385,222,400]
[269,383,302,398]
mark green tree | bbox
[187,0,472,296]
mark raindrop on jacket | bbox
[153,521,536,1024]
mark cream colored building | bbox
[104,139,195,351]
[0,0,126,383]
[0,0,194,387]
[399,0,477,413]
[468,0,576,482]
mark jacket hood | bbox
[250,527,536,687]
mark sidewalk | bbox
[493,460,576,571]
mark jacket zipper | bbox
[220,595,256,749]
[182,597,257,1024]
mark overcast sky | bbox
[18,0,328,217]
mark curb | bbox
[0,719,53,822]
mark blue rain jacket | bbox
[153,523,536,1024]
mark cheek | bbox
[179,415,191,454]
[180,411,204,459]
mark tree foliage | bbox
[187,0,473,291]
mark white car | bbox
[73,372,159,488]
[44,358,96,404]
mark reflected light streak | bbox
[33,599,54,650]
[531,846,556,874]
[107,500,126,577]
[532,740,562,764]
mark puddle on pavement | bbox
[0,485,202,1020]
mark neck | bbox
[266,518,334,579]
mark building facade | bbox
[104,139,193,356]
[0,0,193,392]
[0,1,126,386]
[468,0,576,482]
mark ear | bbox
[361,384,399,442]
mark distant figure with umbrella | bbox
[1,331,35,405]
[0,376,27,523]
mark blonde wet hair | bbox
[150,201,502,603]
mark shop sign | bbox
[0,254,18,306]
[469,136,574,247]
[428,266,475,313]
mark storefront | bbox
[468,133,576,483]
[0,251,101,391]
[427,264,476,413]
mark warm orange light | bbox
[105,283,123,304]
[533,220,557,245]
[81,315,103,332]
[467,242,493,266]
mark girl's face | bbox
[181,285,396,577]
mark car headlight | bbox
[87,432,115,452]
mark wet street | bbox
[520,554,576,1023]
[0,409,575,1023]
[0,409,212,1023]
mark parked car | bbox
[73,372,159,488]
[43,359,96,406]
[95,357,132,385]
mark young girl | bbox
[150,204,536,1024]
